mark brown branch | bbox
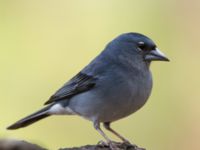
[60,142,145,150]
[0,139,46,150]
[0,139,145,150]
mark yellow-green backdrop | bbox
[0,0,200,150]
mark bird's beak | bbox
[144,48,169,61]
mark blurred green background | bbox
[0,0,200,150]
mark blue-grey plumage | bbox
[7,32,169,149]
[68,57,153,122]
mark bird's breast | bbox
[107,68,152,121]
[128,70,153,112]
[96,69,153,122]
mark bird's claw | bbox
[98,140,121,150]
[108,141,121,150]
[97,140,108,147]
[122,139,131,145]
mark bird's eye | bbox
[138,41,146,50]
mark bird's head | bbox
[106,33,169,66]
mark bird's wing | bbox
[44,72,97,105]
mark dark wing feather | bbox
[44,72,97,105]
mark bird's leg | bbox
[93,121,119,150]
[103,122,130,144]
[94,121,112,143]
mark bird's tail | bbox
[7,105,52,130]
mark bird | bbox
[7,32,169,149]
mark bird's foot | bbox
[122,141,138,149]
[122,139,131,145]
[97,141,120,150]
[108,141,121,150]
[97,140,108,147]
[98,140,138,150]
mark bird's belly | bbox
[97,90,151,122]
[99,77,152,122]
[69,70,152,122]
[69,82,152,123]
